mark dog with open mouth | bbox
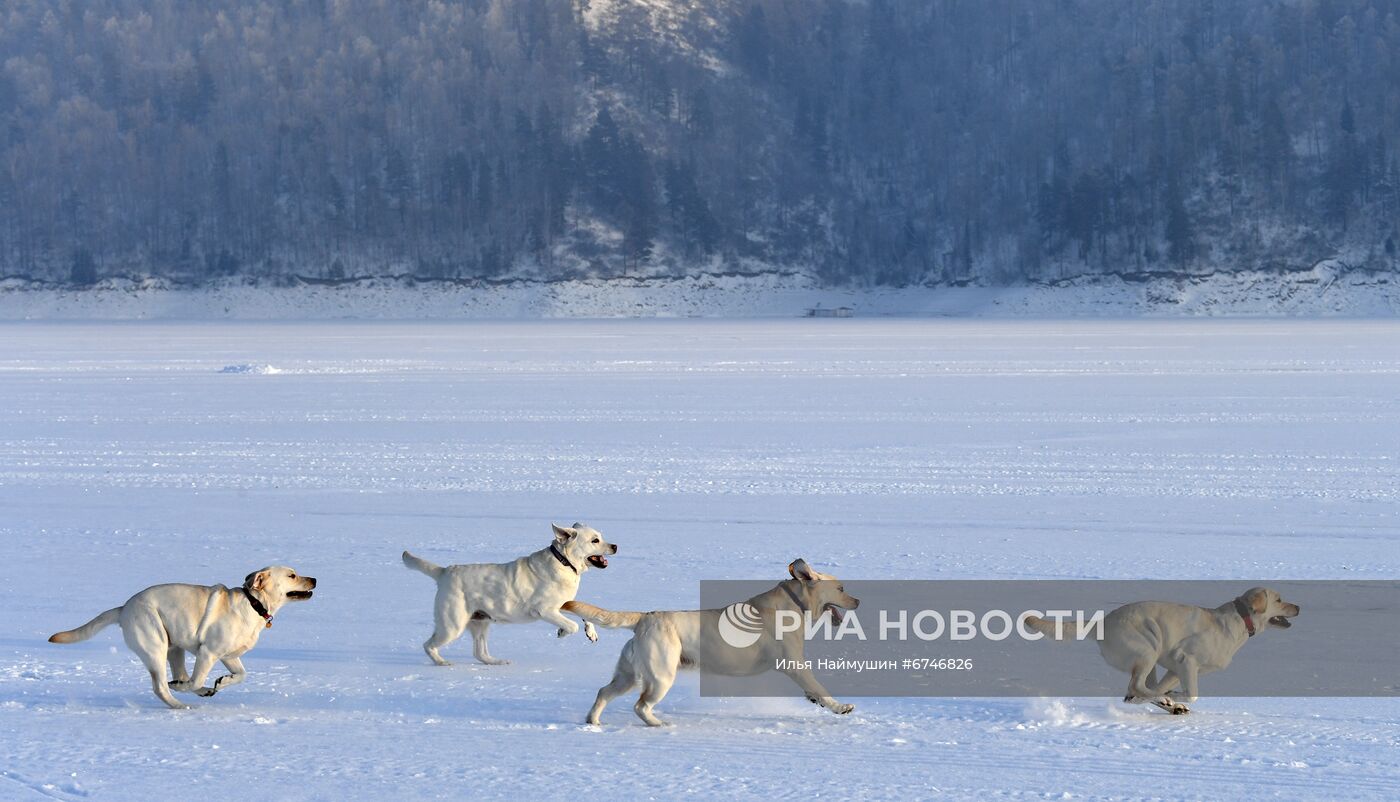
[1025,586,1300,713]
[403,523,617,666]
[48,565,317,709]
[564,558,859,726]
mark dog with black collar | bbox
[48,565,317,709]
[402,523,618,666]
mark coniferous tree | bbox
[70,249,97,286]
[1166,179,1194,267]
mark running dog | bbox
[48,566,316,709]
[1025,586,1300,713]
[402,522,617,666]
[564,558,859,726]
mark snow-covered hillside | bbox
[9,1,1400,289]
[2,320,1398,800]
[1,266,1397,320]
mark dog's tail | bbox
[402,550,445,580]
[563,600,644,630]
[1022,615,1087,641]
[48,607,122,644]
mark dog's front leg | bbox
[780,667,854,715]
[538,607,580,638]
[557,603,598,642]
[212,656,247,693]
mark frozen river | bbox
[1,320,1397,800]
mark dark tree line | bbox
[1,0,1398,286]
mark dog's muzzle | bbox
[586,545,617,569]
[1268,603,1299,629]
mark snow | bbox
[1,266,1397,320]
[583,0,734,74]
[2,319,1398,800]
[218,363,282,374]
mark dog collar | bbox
[549,544,579,574]
[1232,598,1256,637]
[242,588,273,628]
[780,581,807,613]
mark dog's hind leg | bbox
[633,638,680,727]
[171,646,221,697]
[587,643,638,725]
[1148,669,1181,695]
[1123,661,1158,704]
[1157,659,1197,713]
[123,616,187,710]
[145,660,189,709]
[167,647,190,684]
[1175,658,1199,704]
[468,616,510,665]
[424,598,468,666]
[634,673,675,727]
[1127,663,1188,714]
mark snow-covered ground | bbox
[2,319,1398,800]
[1,264,1397,320]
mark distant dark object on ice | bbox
[805,305,854,318]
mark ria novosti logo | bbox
[717,603,765,648]
[699,580,1400,698]
[716,604,1107,645]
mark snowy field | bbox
[1,319,1398,800]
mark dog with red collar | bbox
[1026,586,1299,713]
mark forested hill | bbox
[2,0,1398,287]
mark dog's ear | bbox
[245,570,268,592]
[788,559,815,582]
[552,523,575,542]
[1245,587,1268,614]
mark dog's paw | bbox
[1151,698,1191,715]
[833,703,855,715]
[557,627,571,638]
[584,622,598,643]
[195,687,217,698]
